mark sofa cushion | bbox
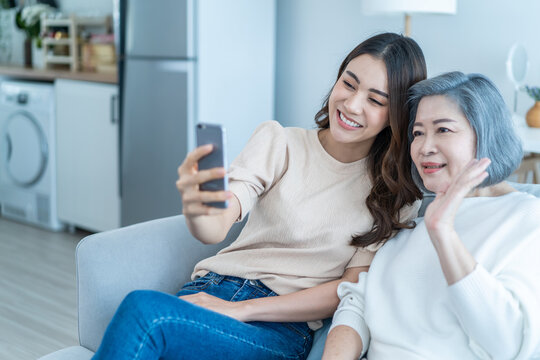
[37,346,94,360]
[306,318,332,359]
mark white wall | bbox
[197,0,276,162]
[275,0,540,129]
[52,0,540,129]
[56,0,112,15]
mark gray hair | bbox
[407,71,523,193]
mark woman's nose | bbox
[343,93,364,115]
[420,135,437,155]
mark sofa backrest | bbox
[418,181,540,217]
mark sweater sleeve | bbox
[330,272,370,358]
[447,222,540,360]
[346,248,376,268]
[227,121,289,221]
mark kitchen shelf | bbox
[42,38,71,46]
[40,15,111,72]
[45,55,73,64]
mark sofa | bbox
[38,182,540,360]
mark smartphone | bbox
[196,123,229,208]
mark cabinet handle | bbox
[111,94,119,124]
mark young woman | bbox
[323,72,540,360]
[92,33,427,360]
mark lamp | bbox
[362,0,457,37]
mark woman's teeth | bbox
[425,164,446,169]
[339,112,361,128]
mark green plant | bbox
[15,4,54,47]
[525,86,540,102]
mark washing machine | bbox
[0,81,64,231]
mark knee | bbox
[116,290,162,318]
[122,289,155,305]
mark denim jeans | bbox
[92,272,313,359]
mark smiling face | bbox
[326,54,389,158]
[410,95,477,193]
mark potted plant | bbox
[525,86,540,128]
[15,3,54,67]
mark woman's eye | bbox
[412,130,423,137]
[437,127,450,133]
[369,98,383,106]
[343,80,354,89]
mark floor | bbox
[0,217,91,359]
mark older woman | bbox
[322,72,540,360]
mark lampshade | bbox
[362,0,457,15]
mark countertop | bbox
[0,65,117,84]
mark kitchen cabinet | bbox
[56,79,119,232]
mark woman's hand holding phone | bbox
[176,145,233,218]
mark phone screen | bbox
[196,123,228,208]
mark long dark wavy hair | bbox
[314,33,427,247]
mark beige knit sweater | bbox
[193,121,419,296]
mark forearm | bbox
[238,267,367,323]
[185,196,241,244]
[242,279,342,322]
[185,214,233,244]
[322,325,363,360]
[430,229,476,285]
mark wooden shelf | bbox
[45,55,73,64]
[41,15,111,72]
[42,38,71,46]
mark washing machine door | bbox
[2,110,48,187]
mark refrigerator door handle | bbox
[111,94,119,124]
[111,92,121,198]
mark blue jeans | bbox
[92,272,313,359]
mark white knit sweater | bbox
[332,191,540,359]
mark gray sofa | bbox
[39,182,540,360]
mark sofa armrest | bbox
[76,214,245,352]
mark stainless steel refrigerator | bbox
[113,0,275,226]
